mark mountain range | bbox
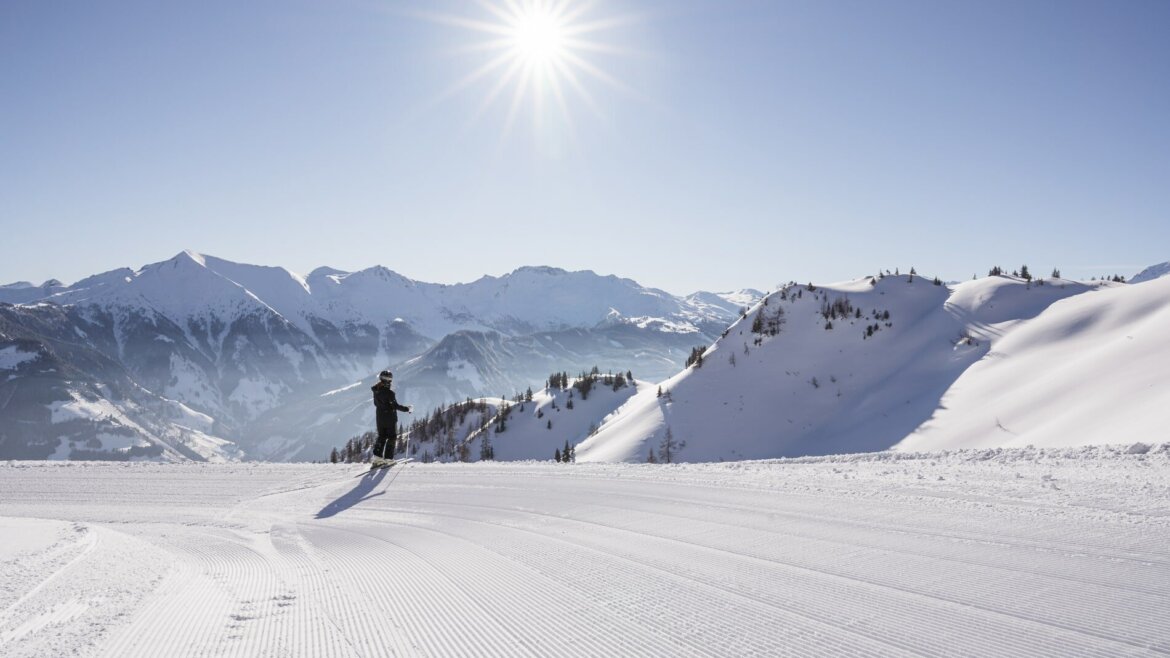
[0,251,758,461]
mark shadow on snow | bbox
[315,467,391,519]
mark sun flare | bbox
[511,7,567,63]
[427,0,633,140]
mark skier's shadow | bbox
[315,468,391,519]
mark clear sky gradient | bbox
[2,0,1168,294]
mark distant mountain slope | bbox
[1130,261,1170,284]
[0,304,238,461]
[576,274,1112,462]
[0,280,66,305]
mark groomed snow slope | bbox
[1,450,1168,657]
[897,273,1170,451]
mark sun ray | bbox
[560,49,636,97]
[433,48,518,106]
[502,58,536,138]
[552,56,604,120]
[471,56,528,125]
[562,38,642,58]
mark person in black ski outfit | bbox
[371,370,411,464]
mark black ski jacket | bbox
[372,383,409,427]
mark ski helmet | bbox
[379,370,393,383]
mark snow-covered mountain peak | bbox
[71,268,135,290]
[307,265,348,281]
[180,249,207,267]
[508,265,572,277]
[343,265,416,285]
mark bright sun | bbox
[426,0,632,140]
[511,7,567,63]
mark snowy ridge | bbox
[1130,261,1170,284]
[577,273,1142,462]
[5,252,747,342]
[898,273,1170,450]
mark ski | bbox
[360,457,414,475]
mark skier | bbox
[370,370,411,467]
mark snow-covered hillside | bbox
[577,273,1130,462]
[447,373,642,462]
[327,371,645,464]
[1131,261,1170,284]
[1,449,1167,656]
[898,274,1170,450]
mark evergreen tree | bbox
[685,345,706,368]
[647,448,657,464]
[1052,268,1061,279]
[329,447,339,464]
[554,448,562,462]
[659,427,679,463]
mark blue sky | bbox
[2,0,1168,294]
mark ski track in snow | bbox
[1,450,1169,657]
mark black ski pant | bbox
[373,420,397,459]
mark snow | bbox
[1131,261,1170,284]
[0,345,39,370]
[1,448,1167,656]
[465,380,643,461]
[49,397,121,424]
[320,381,362,397]
[577,275,1154,463]
[8,252,743,345]
[228,376,286,419]
[897,274,1170,451]
[445,358,485,389]
[163,353,219,414]
[158,397,215,433]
